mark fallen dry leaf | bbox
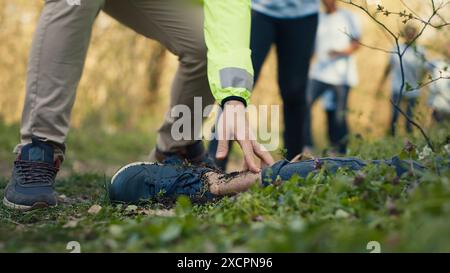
[141,209,175,217]
[63,219,80,228]
[88,204,102,214]
[125,205,138,212]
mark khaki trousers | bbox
[17,0,214,159]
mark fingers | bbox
[215,112,229,160]
[216,139,229,160]
[252,140,274,167]
[219,103,272,173]
[242,159,249,171]
[239,139,260,173]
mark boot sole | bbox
[3,197,56,211]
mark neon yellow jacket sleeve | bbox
[203,0,254,106]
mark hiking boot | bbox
[3,138,60,211]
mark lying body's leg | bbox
[206,171,260,196]
[262,157,425,184]
[109,156,427,204]
[217,156,428,192]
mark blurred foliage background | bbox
[0,0,448,168]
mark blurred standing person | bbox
[377,24,427,135]
[209,0,320,169]
[305,90,341,154]
[322,90,341,154]
[428,43,450,122]
[303,0,361,154]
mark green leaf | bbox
[159,223,182,243]
[405,82,413,92]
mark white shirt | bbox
[428,59,450,113]
[252,0,320,19]
[309,9,361,86]
[389,43,427,98]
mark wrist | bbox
[221,96,247,108]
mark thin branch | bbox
[401,13,437,58]
[340,0,450,151]
[400,0,421,19]
[340,0,399,38]
[356,40,396,54]
[342,32,395,54]
[410,75,450,92]
[393,1,450,29]
[397,1,441,101]
[390,98,434,149]
[436,13,449,27]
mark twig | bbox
[343,32,395,54]
[390,98,434,149]
[410,75,450,92]
[340,0,450,151]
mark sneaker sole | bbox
[111,161,155,185]
[2,197,56,211]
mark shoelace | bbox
[15,160,59,185]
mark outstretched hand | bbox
[215,100,274,173]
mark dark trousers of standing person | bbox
[390,93,417,136]
[432,110,450,122]
[304,79,350,154]
[208,11,318,169]
[326,109,339,147]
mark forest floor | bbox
[0,121,449,252]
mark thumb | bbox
[216,139,229,159]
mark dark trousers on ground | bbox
[391,93,417,135]
[209,11,318,169]
[304,79,350,154]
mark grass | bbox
[0,122,449,252]
[0,121,156,177]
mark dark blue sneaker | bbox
[109,159,217,204]
[3,138,60,211]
